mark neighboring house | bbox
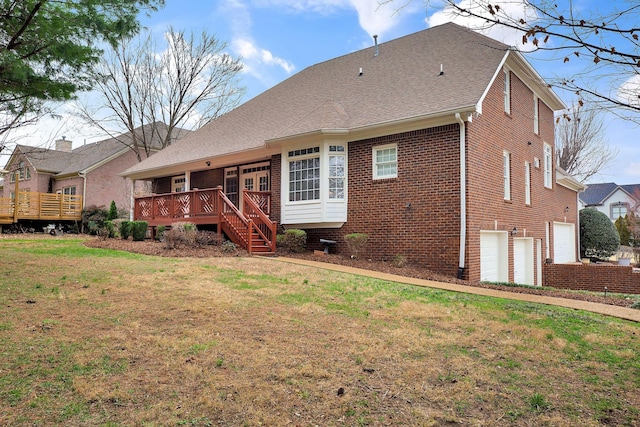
[0,123,189,214]
[122,23,585,284]
[579,182,640,221]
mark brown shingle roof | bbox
[123,23,547,177]
[15,122,188,176]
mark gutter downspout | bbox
[455,113,467,279]
[576,192,581,261]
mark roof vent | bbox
[373,35,378,57]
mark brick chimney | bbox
[55,136,72,152]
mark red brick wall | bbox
[271,154,282,226]
[304,126,462,277]
[543,264,640,294]
[191,168,223,189]
[83,149,141,211]
[464,68,578,282]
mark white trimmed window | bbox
[373,144,397,179]
[525,161,531,205]
[504,69,511,114]
[288,146,320,202]
[533,95,539,134]
[611,202,628,220]
[62,186,76,196]
[503,151,511,200]
[543,143,552,188]
[328,145,345,199]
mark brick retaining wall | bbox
[543,263,640,294]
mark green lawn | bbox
[1,237,638,426]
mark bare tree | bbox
[555,102,616,182]
[381,0,640,121]
[77,27,244,161]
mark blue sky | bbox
[2,0,638,185]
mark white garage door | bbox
[513,238,534,285]
[480,231,508,282]
[553,222,576,264]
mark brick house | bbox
[579,182,640,222]
[122,23,585,284]
[0,123,188,215]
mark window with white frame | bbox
[62,186,76,195]
[328,145,345,199]
[525,161,531,205]
[504,69,511,114]
[543,143,552,188]
[533,95,539,134]
[611,202,628,220]
[289,146,320,201]
[503,151,511,200]
[373,144,397,179]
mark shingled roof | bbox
[10,122,188,176]
[123,23,563,178]
[580,182,640,206]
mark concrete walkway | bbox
[271,257,640,323]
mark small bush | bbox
[102,220,117,239]
[118,220,132,240]
[345,233,369,258]
[279,229,306,253]
[392,254,407,268]
[196,230,222,246]
[155,225,166,241]
[82,205,108,235]
[221,240,238,253]
[164,222,199,249]
[107,201,118,221]
[131,221,148,241]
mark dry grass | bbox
[0,235,639,426]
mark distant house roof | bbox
[580,182,640,206]
[9,122,188,177]
[122,22,565,179]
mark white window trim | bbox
[525,161,531,205]
[533,94,539,135]
[611,202,629,220]
[504,69,511,114]
[543,143,552,189]
[287,147,321,202]
[372,143,398,180]
[328,145,346,200]
[503,151,511,200]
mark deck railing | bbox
[0,192,83,224]
[134,188,221,226]
[134,187,276,254]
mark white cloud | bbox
[617,74,640,109]
[221,1,296,81]
[426,0,538,49]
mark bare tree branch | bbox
[383,0,640,122]
[555,102,616,182]
[75,27,244,161]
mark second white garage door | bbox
[513,237,534,285]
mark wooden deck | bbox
[0,192,83,225]
[134,187,276,254]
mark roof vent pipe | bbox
[373,35,378,56]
